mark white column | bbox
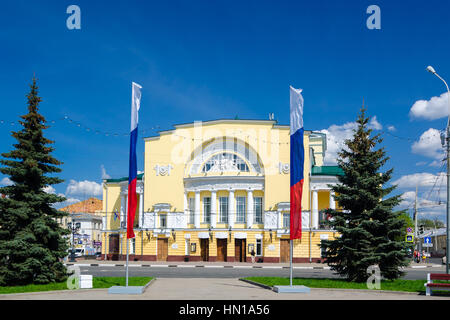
[329,191,336,210]
[312,190,319,229]
[194,191,201,228]
[247,190,254,228]
[184,192,188,220]
[211,191,217,228]
[277,210,282,229]
[139,192,144,228]
[228,190,235,228]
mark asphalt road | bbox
[78,265,445,280]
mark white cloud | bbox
[392,172,446,189]
[410,92,450,120]
[43,185,56,194]
[101,165,111,179]
[398,189,446,218]
[66,180,102,197]
[320,122,357,165]
[415,161,427,166]
[429,160,444,167]
[400,191,415,200]
[0,177,13,186]
[54,197,81,209]
[395,171,447,220]
[368,116,382,130]
[320,116,383,165]
[387,125,396,132]
[411,128,444,160]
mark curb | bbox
[64,263,443,270]
[239,278,273,290]
[142,278,156,293]
[239,278,423,295]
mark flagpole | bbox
[290,239,293,287]
[126,238,129,287]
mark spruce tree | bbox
[320,106,409,282]
[0,77,69,285]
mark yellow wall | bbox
[143,122,317,214]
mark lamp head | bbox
[427,66,436,74]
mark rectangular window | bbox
[256,239,262,256]
[160,214,167,228]
[283,213,290,229]
[254,197,263,223]
[203,197,211,223]
[219,197,228,223]
[188,198,195,224]
[131,238,135,254]
[236,197,246,223]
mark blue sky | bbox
[0,1,449,220]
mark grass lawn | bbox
[0,277,153,294]
[93,277,152,288]
[243,277,428,293]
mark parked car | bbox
[74,248,84,257]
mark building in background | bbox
[59,197,103,254]
[102,119,343,262]
[417,228,447,259]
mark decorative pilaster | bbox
[228,190,235,228]
[194,191,201,228]
[211,191,217,228]
[247,190,254,228]
[183,192,188,219]
[312,190,319,229]
[120,194,126,228]
[139,192,144,228]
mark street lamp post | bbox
[427,65,450,274]
[68,222,81,262]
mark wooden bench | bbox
[424,273,450,296]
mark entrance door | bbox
[217,239,227,262]
[280,239,290,263]
[108,234,119,261]
[157,238,168,261]
[200,239,209,261]
[235,239,247,262]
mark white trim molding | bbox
[234,232,247,239]
[215,232,228,239]
[184,176,264,193]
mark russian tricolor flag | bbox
[290,86,304,240]
[127,82,142,239]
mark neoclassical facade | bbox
[101,119,343,262]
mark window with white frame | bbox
[160,214,167,228]
[219,197,228,223]
[203,197,211,223]
[188,197,195,224]
[202,153,249,173]
[254,197,263,223]
[131,238,135,254]
[283,213,290,229]
[236,197,246,223]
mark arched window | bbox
[202,153,249,173]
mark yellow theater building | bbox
[101,119,343,263]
